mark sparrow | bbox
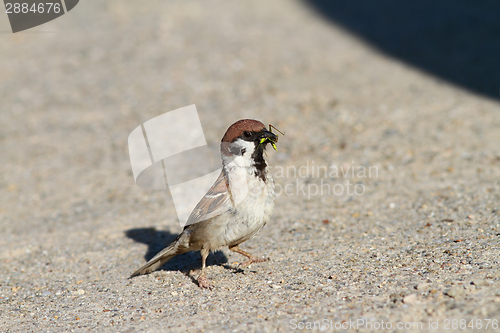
[131,119,279,289]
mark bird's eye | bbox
[243,131,252,138]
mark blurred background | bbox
[1,1,499,331]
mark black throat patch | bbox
[251,143,267,181]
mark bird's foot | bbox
[238,256,269,268]
[197,275,213,290]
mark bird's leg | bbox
[197,248,213,289]
[229,245,269,268]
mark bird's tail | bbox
[130,233,188,278]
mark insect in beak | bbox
[258,124,284,151]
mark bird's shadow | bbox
[125,227,230,274]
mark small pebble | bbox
[445,285,464,298]
[403,294,417,304]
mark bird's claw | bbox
[238,256,269,268]
[197,275,213,290]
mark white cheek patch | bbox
[221,138,258,206]
[225,139,255,167]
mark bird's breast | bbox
[224,172,275,246]
[204,171,275,249]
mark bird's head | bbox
[221,119,278,160]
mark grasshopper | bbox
[259,124,284,151]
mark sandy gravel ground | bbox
[1,1,499,332]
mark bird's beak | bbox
[260,130,278,142]
[259,130,278,151]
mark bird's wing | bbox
[185,170,233,226]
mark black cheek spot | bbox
[229,146,246,156]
